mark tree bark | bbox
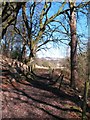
[2,2,25,38]
[21,44,26,63]
[82,81,89,120]
[69,1,78,89]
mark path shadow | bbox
[2,79,82,120]
[26,73,90,113]
[3,68,84,110]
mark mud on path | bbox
[0,55,90,119]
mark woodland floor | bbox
[0,55,90,120]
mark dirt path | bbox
[0,56,90,119]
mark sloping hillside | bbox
[0,55,90,119]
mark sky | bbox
[36,2,88,58]
[35,2,69,58]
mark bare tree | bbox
[69,0,78,89]
[2,2,25,38]
[64,1,90,88]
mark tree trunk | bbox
[69,1,78,89]
[29,49,34,73]
[82,81,89,120]
[20,44,26,63]
[22,45,26,63]
[82,5,90,119]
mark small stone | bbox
[12,78,16,82]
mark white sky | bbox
[37,42,70,58]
